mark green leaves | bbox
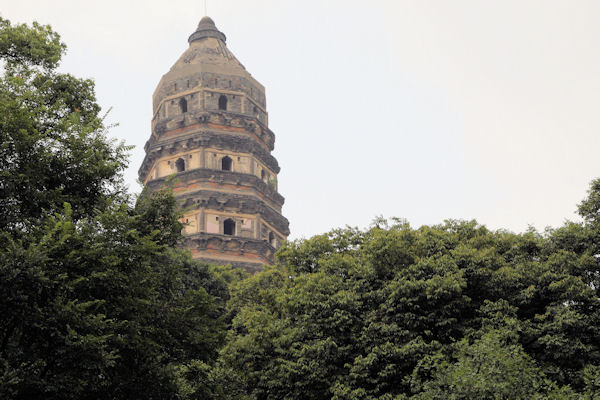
[0,197,228,399]
[415,327,562,400]
[218,213,600,399]
[0,19,129,238]
[0,18,227,399]
[0,18,65,70]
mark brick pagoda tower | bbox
[138,16,289,272]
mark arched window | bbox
[218,95,227,110]
[261,169,266,180]
[269,231,276,247]
[175,158,185,172]
[221,156,232,171]
[223,219,235,236]
[179,97,187,113]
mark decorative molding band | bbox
[183,232,276,269]
[178,189,290,235]
[145,168,286,208]
[149,110,275,151]
[139,130,280,180]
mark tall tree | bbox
[0,17,128,237]
[0,18,226,399]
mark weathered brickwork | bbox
[139,16,289,272]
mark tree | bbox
[218,204,600,398]
[0,18,226,399]
[413,320,574,399]
[0,17,128,237]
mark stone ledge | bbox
[179,190,290,235]
[145,168,286,208]
[149,110,275,151]
[183,232,276,268]
[139,130,280,181]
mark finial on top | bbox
[188,16,226,44]
[199,16,214,26]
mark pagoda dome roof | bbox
[152,16,264,112]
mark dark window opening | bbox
[224,219,235,236]
[174,82,177,90]
[218,95,227,110]
[175,158,185,172]
[269,232,276,246]
[261,169,266,180]
[221,156,233,171]
[179,98,187,113]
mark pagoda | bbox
[138,17,289,272]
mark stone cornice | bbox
[183,232,276,268]
[178,189,290,235]
[149,110,275,151]
[144,168,286,209]
[139,130,280,181]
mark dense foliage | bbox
[0,18,227,399]
[215,184,600,399]
[3,16,600,400]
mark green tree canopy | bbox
[217,181,600,399]
[0,18,227,399]
[0,17,128,237]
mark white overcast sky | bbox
[3,1,600,238]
